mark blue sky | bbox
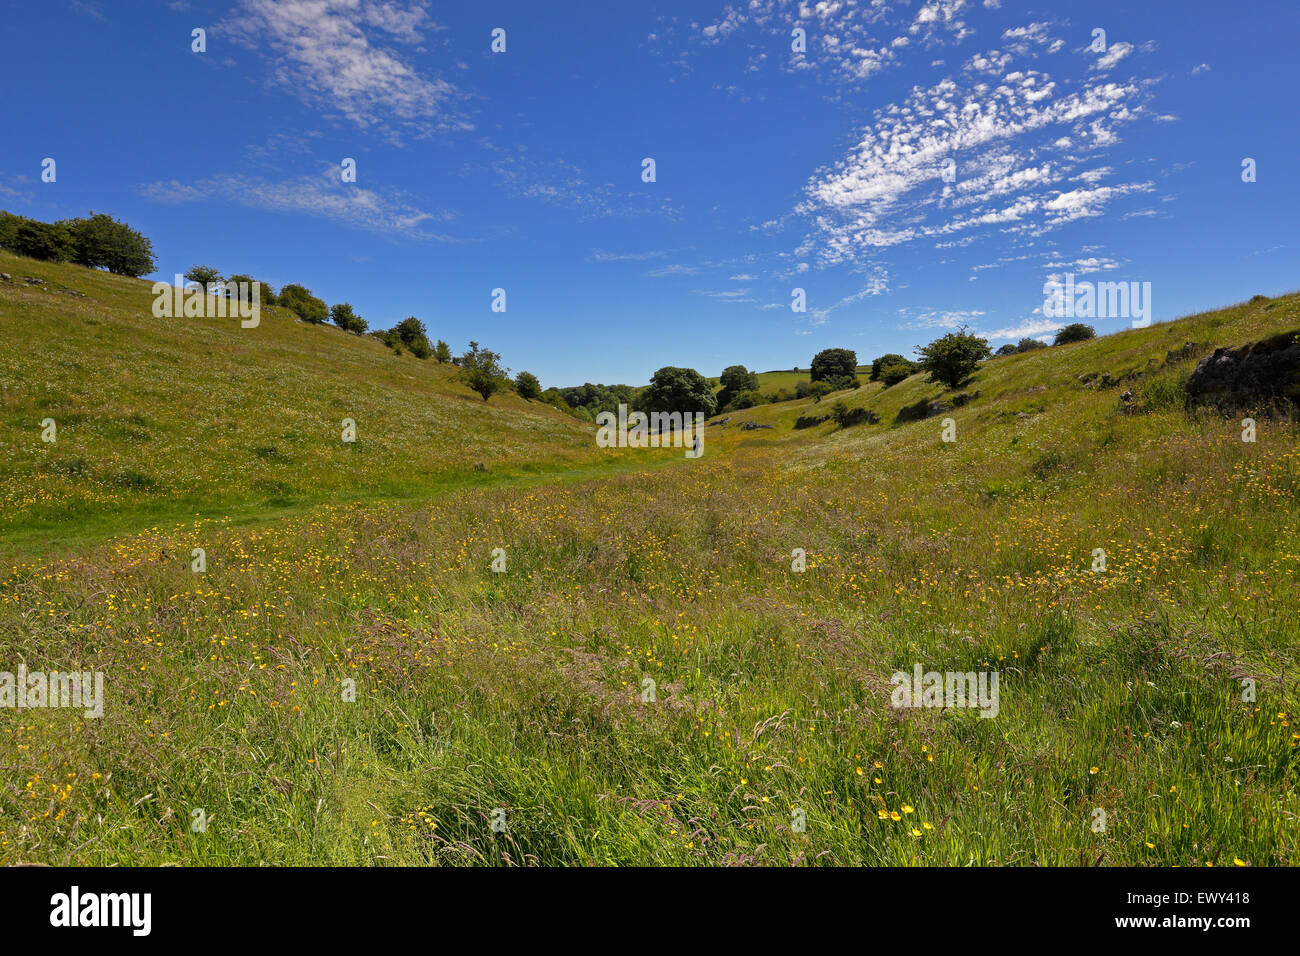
[2,0,1297,387]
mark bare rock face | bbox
[1186,330,1300,411]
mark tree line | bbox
[0,210,156,277]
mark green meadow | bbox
[1,251,1297,865]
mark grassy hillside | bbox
[1,257,1297,866]
[0,252,667,556]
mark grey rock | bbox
[1186,331,1300,410]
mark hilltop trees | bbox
[390,317,431,357]
[717,364,759,409]
[1017,337,1049,352]
[278,284,329,324]
[1054,323,1096,345]
[225,274,275,306]
[459,341,509,401]
[643,366,718,418]
[0,211,154,275]
[61,213,156,276]
[330,302,367,334]
[185,265,222,291]
[9,219,75,263]
[810,348,860,390]
[434,339,452,363]
[916,327,991,389]
[515,370,543,400]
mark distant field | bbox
[2,256,1298,866]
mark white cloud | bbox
[796,66,1152,262]
[137,167,453,239]
[218,0,469,139]
[983,317,1060,340]
[1092,41,1134,72]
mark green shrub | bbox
[278,284,329,324]
[1054,323,1096,345]
[880,363,911,387]
[515,371,543,400]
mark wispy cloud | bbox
[136,167,456,239]
[217,0,469,140]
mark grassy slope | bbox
[1,255,1297,866]
[0,252,675,557]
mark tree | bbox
[915,327,991,390]
[0,211,21,250]
[391,316,431,357]
[880,362,911,386]
[717,364,760,409]
[995,344,1018,357]
[643,366,718,419]
[225,274,275,306]
[871,353,910,381]
[1054,323,1096,345]
[278,284,329,324]
[434,339,452,363]
[11,219,75,262]
[515,370,542,400]
[810,381,834,403]
[330,302,367,334]
[1016,337,1049,352]
[810,348,858,384]
[185,265,223,292]
[61,213,156,276]
[459,341,509,401]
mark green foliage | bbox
[60,213,156,276]
[434,339,452,363]
[225,274,275,306]
[880,362,912,386]
[185,265,222,290]
[643,366,718,417]
[515,370,543,400]
[1055,323,1097,345]
[459,341,509,401]
[0,210,154,276]
[995,344,1018,357]
[916,326,992,389]
[809,380,833,403]
[728,389,762,410]
[278,284,329,324]
[1017,337,1050,352]
[717,364,760,409]
[810,348,858,383]
[330,302,367,334]
[871,353,911,381]
[556,382,637,418]
[10,218,76,262]
[387,317,431,358]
